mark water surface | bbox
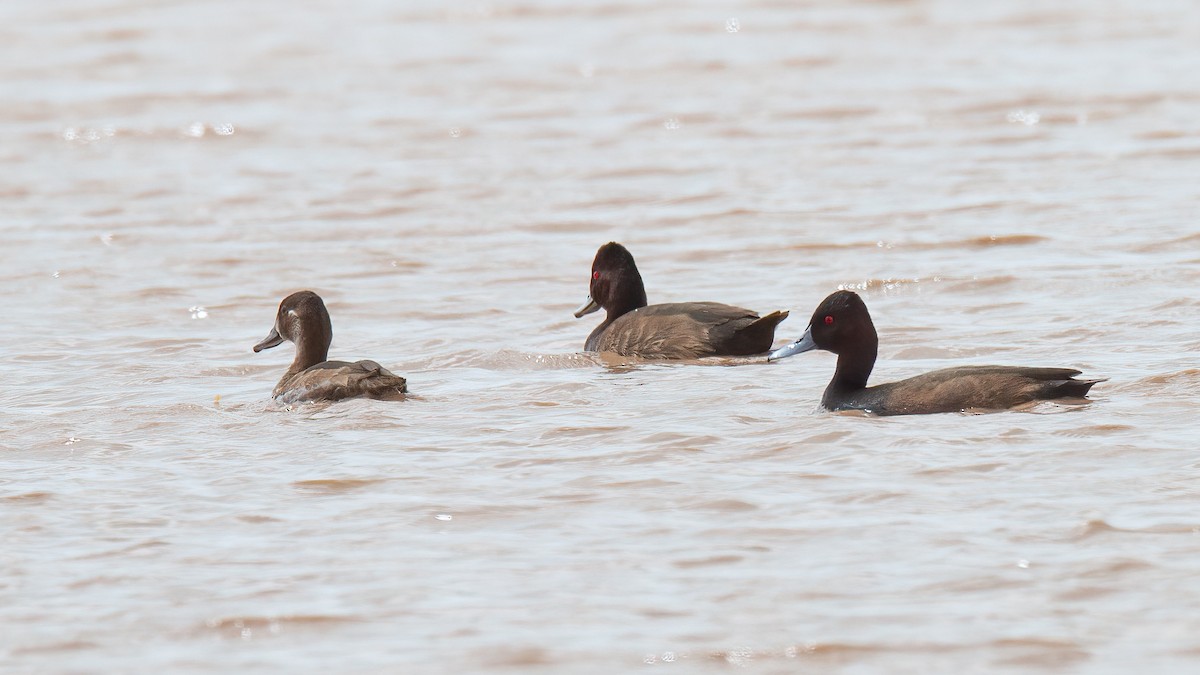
[3,0,1199,672]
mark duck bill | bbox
[253,328,284,353]
[573,296,600,318]
[767,327,817,361]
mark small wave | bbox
[1,491,53,503]
[292,478,389,493]
[673,554,743,568]
[201,614,359,639]
[432,349,599,370]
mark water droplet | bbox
[663,117,681,130]
[448,127,462,138]
[726,17,740,33]
[435,513,453,521]
[189,306,208,319]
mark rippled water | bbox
[4,0,1199,672]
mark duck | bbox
[252,290,407,404]
[573,242,789,359]
[768,290,1103,415]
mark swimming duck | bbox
[574,242,789,359]
[252,290,407,404]
[768,290,1103,415]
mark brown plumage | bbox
[252,291,407,404]
[573,242,789,359]
[768,290,1104,415]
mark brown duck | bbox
[573,242,789,359]
[768,290,1104,415]
[252,291,407,404]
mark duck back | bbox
[589,302,788,359]
[274,360,408,404]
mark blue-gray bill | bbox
[767,327,817,361]
[574,296,600,318]
[253,327,284,352]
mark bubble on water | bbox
[448,127,462,138]
[213,123,235,136]
[663,117,681,130]
[240,627,252,640]
[435,513,453,521]
[186,122,206,137]
[190,306,209,319]
[726,17,740,33]
[62,127,79,141]
[51,270,61,278]
[662,652,676,663]
[643,654,657,664]
[1017,559,1030,568]
[1006,110,1040,126]
[64,437,81,445]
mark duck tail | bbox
[734,310,789,354]
[1056,376,1106,398]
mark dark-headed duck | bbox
[768,290,1103,415]
[573,242,788,359]
[253,290,407,404]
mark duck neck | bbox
[830,337,877,393]
[605,275,648,323]
[287,332,329,377]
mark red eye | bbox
[824,315,834,325]
[592,271,600,280]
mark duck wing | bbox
[594,302,787,359]
[861,366,1103,415]
[274,360,408,404]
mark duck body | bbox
[821,365,1102,415]
[271,359,407,405]
[769,290,1102,415]
[253,291,407,404]
[575,242,788,359]
[586,302,788,359]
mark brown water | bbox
[4,0,1200,672]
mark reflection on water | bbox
[3,0,1199,672]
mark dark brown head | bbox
[573,242,648,319]
[768,290,878,360]
[253,291,333,368]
